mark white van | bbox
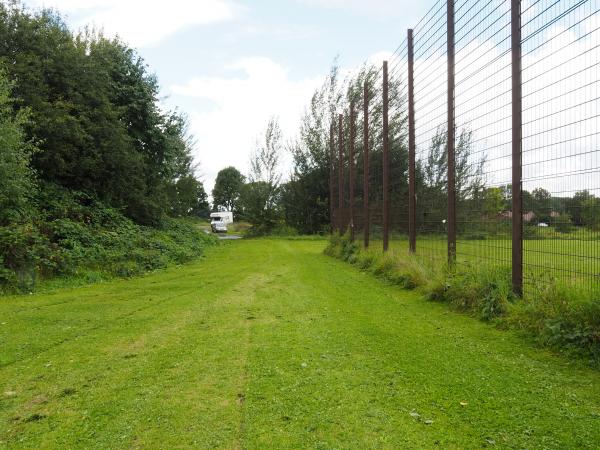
[210,212,233,233]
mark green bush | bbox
[0,186,216,293]
[356,251,377,270]
[507,281,600,358]
[270,224,299,237]
[523,226,542,240]
[554,214,574,234]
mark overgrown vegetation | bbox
[0,183,215,293]
[0,2,213,292]
[0,2,209,225]
[325,233,600,363]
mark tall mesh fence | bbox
[521,0,600,291]
[330,0,600,296]
[454,0,513,267]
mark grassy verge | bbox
[325,232,600,364]
[2,239,600,448]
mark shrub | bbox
[356,251,377,270]
[554,214,574,234]
[325,233,433,290]
[523,226,542,240]
[270,224,299,237]
[507,281,600,359]
[0,187,216,293]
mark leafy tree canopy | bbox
[0,1,206,225]
[212,166,245,213]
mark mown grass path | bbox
[1,240,600,449]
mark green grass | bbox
[374,236,600,283]
[2,239,600,448]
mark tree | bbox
[522,189,534,214]
[567,190,593,226]
[581,196,600,231]
[0,2,200,225]
[168,175,209,218]
[483,187,504,218]
[212,167,244,213]
[420,127,485,232]
[239,118,282,232]
[532,187,552,223]
[423,128,485,201]
[249,117,282,187]
[284,60,412,234]
[554,213,573,234]
[283,64,341,234]
[0,69,37,225]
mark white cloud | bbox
[409,8,600,197]
[171,57,323,193]
[297,0,415,17]
[29,0,238,47]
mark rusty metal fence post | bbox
[338,114,344,233]
[329,120,335,233]
[408,29,417,254]
[446,0,457,265]
[382,61,390,252]
[363,82,370,248]
[349,102,356,241]
[511,0,523,296]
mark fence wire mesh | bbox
[330,0,600,296]
[521,0,600,291]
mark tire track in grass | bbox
[0,290,195,369]
[241,241,600,449]
[3,240,600,448]
[0,242,281,448]
[0,247,244,369]
[2,270,201,313]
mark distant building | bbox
[499,211,536,222]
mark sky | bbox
[26,0,430,193]
[23,0,599,199]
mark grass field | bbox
[374,236,600,285]
[2,239,600,448]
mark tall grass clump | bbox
[507,281,600,360]
[426,264,514,321]
[325,232,435,290]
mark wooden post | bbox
[338,114,344,233]
[363,82,370,248]
[383,61,390,252]
[329,120,335,232]
[349,101,356,240]
[511,0,523,296]
[408,29,417,254]
[447,0,457,265]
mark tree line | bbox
[0,1,209,227]
[0,1,212,291]
[215,60,599,236]
[212,62,485,235]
